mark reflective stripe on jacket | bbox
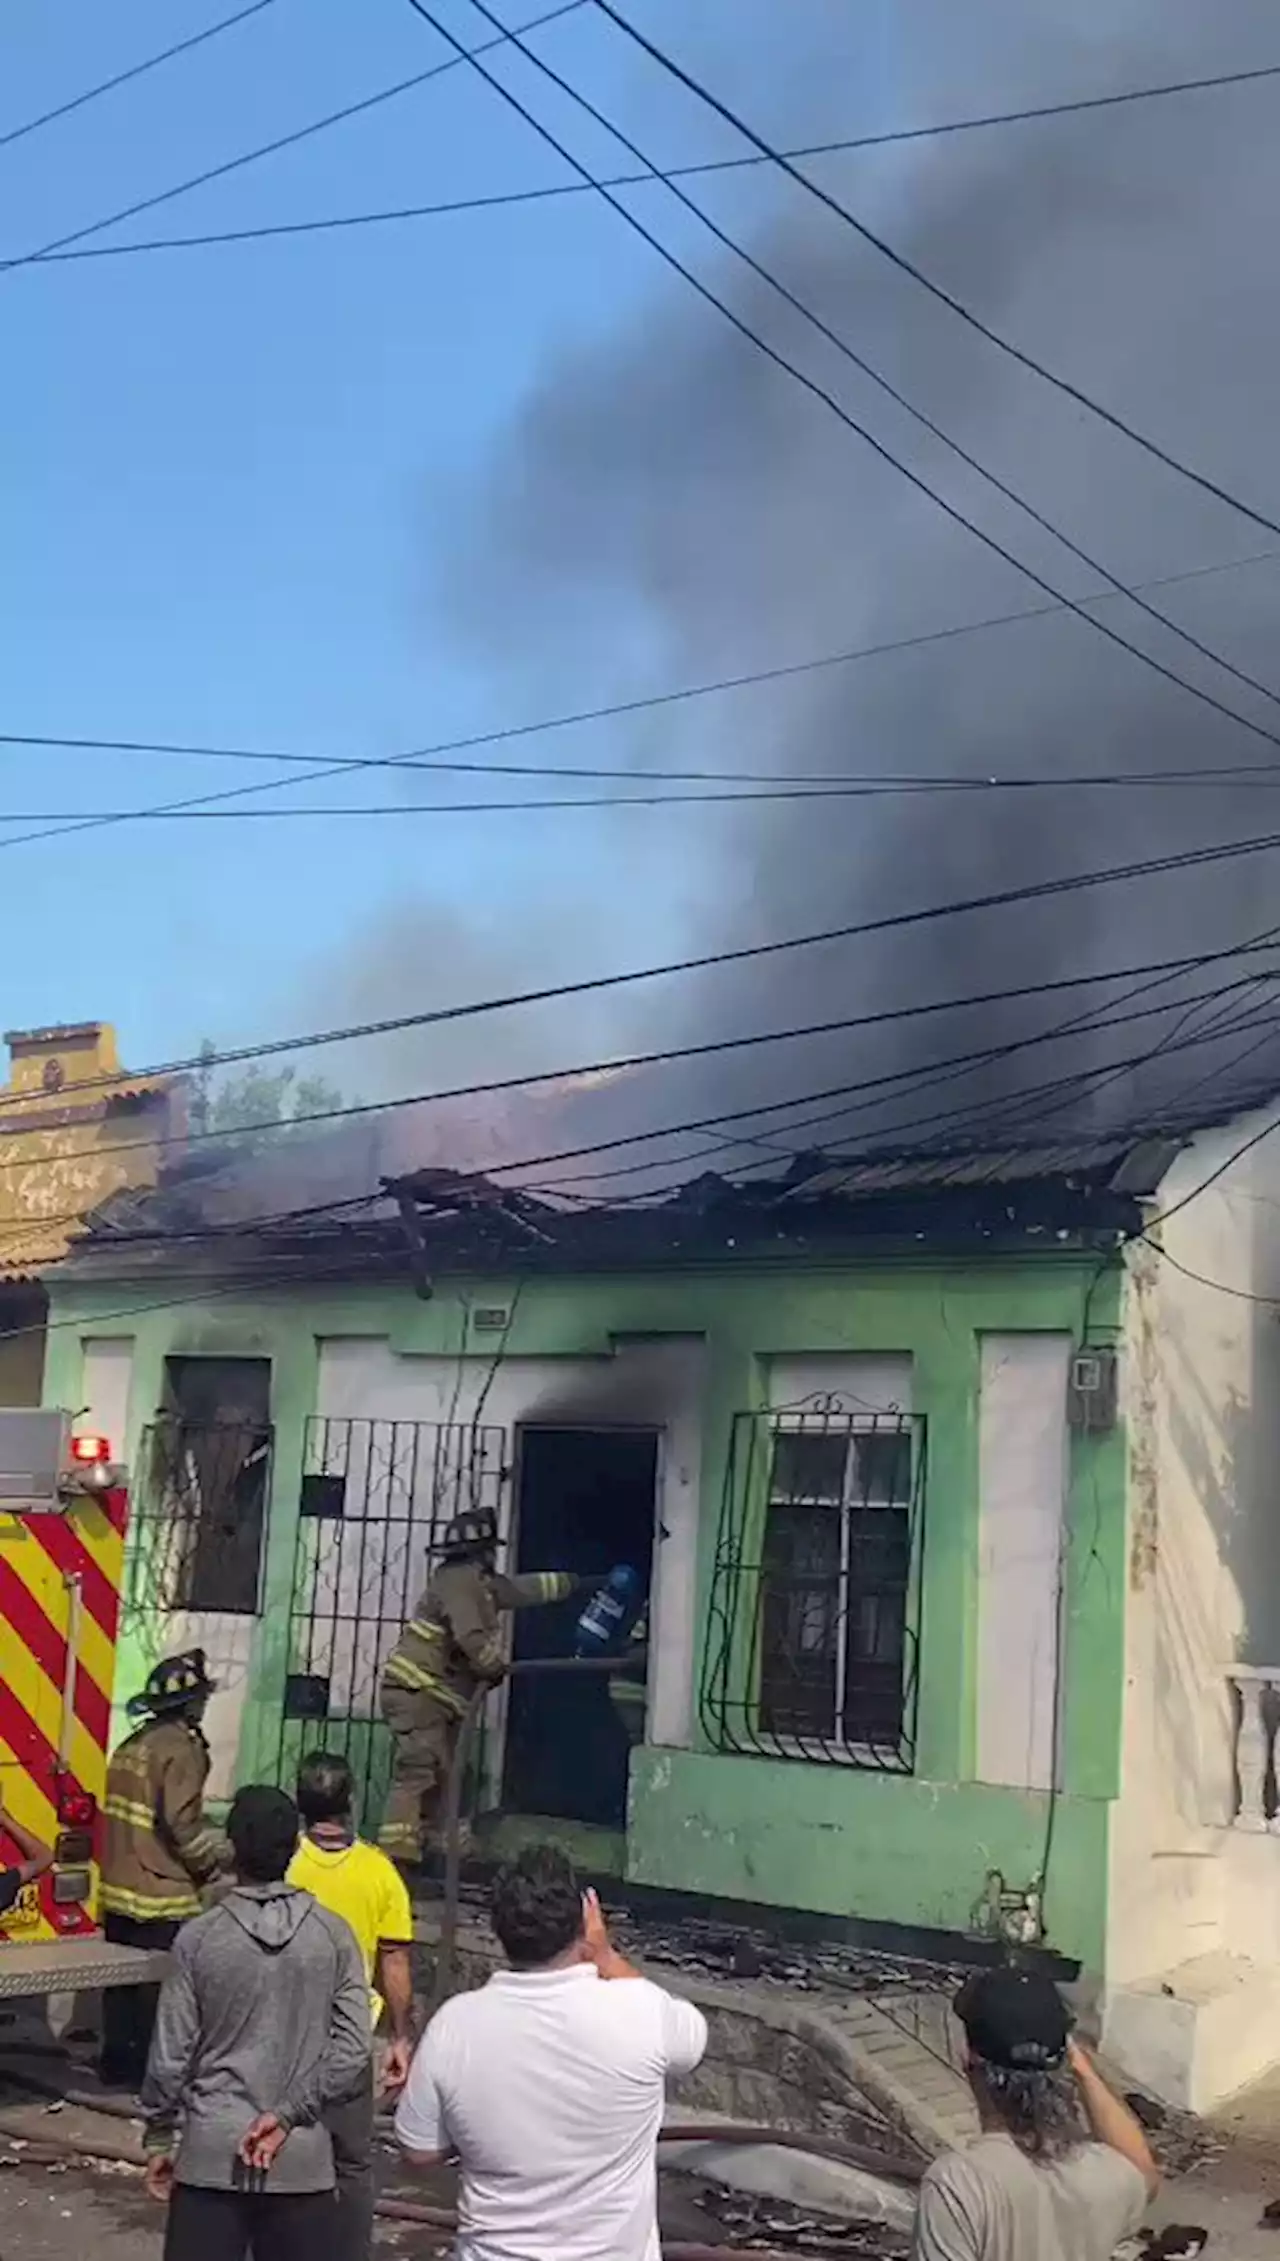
[381,1562,577,1717]
[100,1717,229,1923]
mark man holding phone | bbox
[396,1843,707,2261]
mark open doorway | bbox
[502,1425,659,1827]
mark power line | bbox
[2,838,1279,1125]
[535,985,1280,1195]
[0,0,589,277]
[20,973,1274,1232]
[1139,1239,1280,1305]
[500,915,1280,1187]
[429,7,1280,731]
[589,0,1280,544]
[1144,1083,1280,1235]
[7,544,1280,840]
[0,936,1272,1188]
[0,0,280,153]
[17,762,1280,829]
[401,0,1280,784]
[24,54,1280,265]
[448,995,1280,1193]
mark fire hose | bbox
[0,2094,879,2258]
[429,1650,925,2197]
[0,1650,924,2252]
[434,1647,648,2017]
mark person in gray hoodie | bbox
[141,1784,371,2261]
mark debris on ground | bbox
[691,2181,909,2257]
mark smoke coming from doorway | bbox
[421,0,1280,1178]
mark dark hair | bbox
[971,2059,1085,2161]
[490,1844,584,1970]
[227,1785,299,1884]
[296,1751,355,1828]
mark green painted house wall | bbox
[42,1249,1125,1976]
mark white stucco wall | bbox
[79,1338,135,1460]
[765,1353,911,1415]
[1109,1098,1280,1989]
[975,1334,1072,1792]
[79,1337,265,1794]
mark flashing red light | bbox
[70,1433,110,1465]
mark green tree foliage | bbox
[193,1043,345,1144]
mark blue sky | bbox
[2,0,891,1092]
[3,0,1263,1112]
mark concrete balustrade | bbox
[1228,1668,1280,1831]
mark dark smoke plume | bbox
[405,0,1280,1184]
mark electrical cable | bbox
[0,1253,410,1349]
[3,535,1279,789]
[422,4,1280,727]
[1,851,1278,1125]
[3,951,1274,1212]
[0,0,589,277]
[1138,1240,1280,1304]
[589,0,1280,543]
[541,1003,1280,1202]
[1142,1087,1280,1235]
[0,1,280,153]
[400,0,1280,782]
[439,983,1280,1192]
[16,765,1280,824]
[0,1187,388,1253]
[21,56,1280,265]
[9,543,1280,851]
[34,995,1280,1252]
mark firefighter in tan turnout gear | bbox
[99,1648,231,2089]
[378,1506,582,1868]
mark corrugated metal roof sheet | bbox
[771,1136,1182,1202]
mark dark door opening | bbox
[502,1425,658,1827]
[154,1356,273,1614]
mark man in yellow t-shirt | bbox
[288,1752,416,2261]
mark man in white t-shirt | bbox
[913,1967,1158,2261]
[395,1844,707,2261]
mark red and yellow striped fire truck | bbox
[0,1410,162,1999]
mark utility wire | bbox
[424,7,1280,729]
[0,0,588,277]
[13,997,1232,1247]
[590,0,1280,543]
[1,841,1279,1123]
[0,950,1270,1188]
[536,980,1280,1194]
[23,53,1280,264]
[33,982,1280,1236]
[17,765,1280,826]
[9,544,1280,842]
[533,1005,1280,1205]
[400,0,1280,782]
[0,0,280,153]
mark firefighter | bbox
[609,1605,649,1750]
[378,1507,582,1869]
[99,1647,231,2090]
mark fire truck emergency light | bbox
[70,1433,110,1464]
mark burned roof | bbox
[755,1135,1183,1203]
[54,1072,1278,1287]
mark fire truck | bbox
[0,1409,167,2001]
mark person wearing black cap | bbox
[913,1967,1158,2261]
